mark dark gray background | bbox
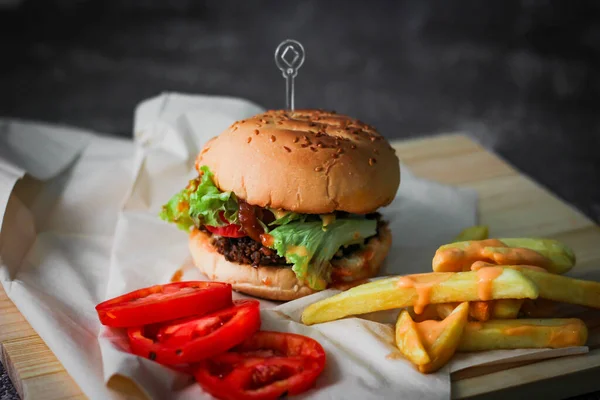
[1,0,600,399]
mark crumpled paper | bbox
[0,93,588,400]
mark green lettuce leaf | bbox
[268,218,377,290]
[159,166,238,230]
[268,211,306,226]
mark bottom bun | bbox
[189,224,392,301]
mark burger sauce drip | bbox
[237,201,275,243]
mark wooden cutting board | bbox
[1,133,599,400]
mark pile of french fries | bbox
[302,226,600,373]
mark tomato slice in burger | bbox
[205,224,246,238]
[195,331,326,400]
[128,300,261,365]
[205,211,246,238]
[96,281,232,328]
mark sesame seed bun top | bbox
[196,109,400,214]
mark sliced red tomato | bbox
[195,331,326,400]
[205,224,246,238]
[96,281,232,328]
[205,211,246,238]
[128,300,261,365]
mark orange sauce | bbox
[260,233,274,247]
[482,246,550,269]
[470,261,495,271]
[434,239,505,271]
[415,320,447,348]
[434,239,552,271]
[514,265,548,273]
[476,266,503,300]
[177,201,189,212]
[261,277,272,286]
[501,320,584,347]
[170,269,184,282]
[288,245,308,257]
[170,263,194,283]
[397,274,451,314]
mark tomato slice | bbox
[206,211,246,238]
[96,281,232,328]
[194,331,326,400]
[205,224,246,238]
[127,300,261,365]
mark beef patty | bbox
[209,213,384,268]
[211,235,289,267]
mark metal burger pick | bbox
[274,39,305,111]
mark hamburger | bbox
[160,109,400,301]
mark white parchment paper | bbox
[0,93,588,400]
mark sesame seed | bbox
[317,142,324,148]
[310,146,317,152]
[315,166,323,172]
[254,129,259,135]
[256,124,262,128]
[369,158,377,166]
[370,136,377,142]
[303,135,310,142]
[351,144,357,149]
[247,137,252,143]
[270,135,276,142]
[293,137,299,143]
[232,126,238,131]
[337,148,343,154]
[283,146,291,152]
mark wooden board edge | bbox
[452,348,600,399]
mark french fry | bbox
[506,266,600,309]
[408,304,440,322]
[395,303,469,373]
[453,225,489,242]
[493,299,524,319]
[435,303,457,320]
[301,269,539,325]
[469,301,492,322]
[395,310,431,366]
[436,301,492,321]
[437,300,519,321]
[433,238,575,274]
[458,318,588,351]
[418,302,469,373]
